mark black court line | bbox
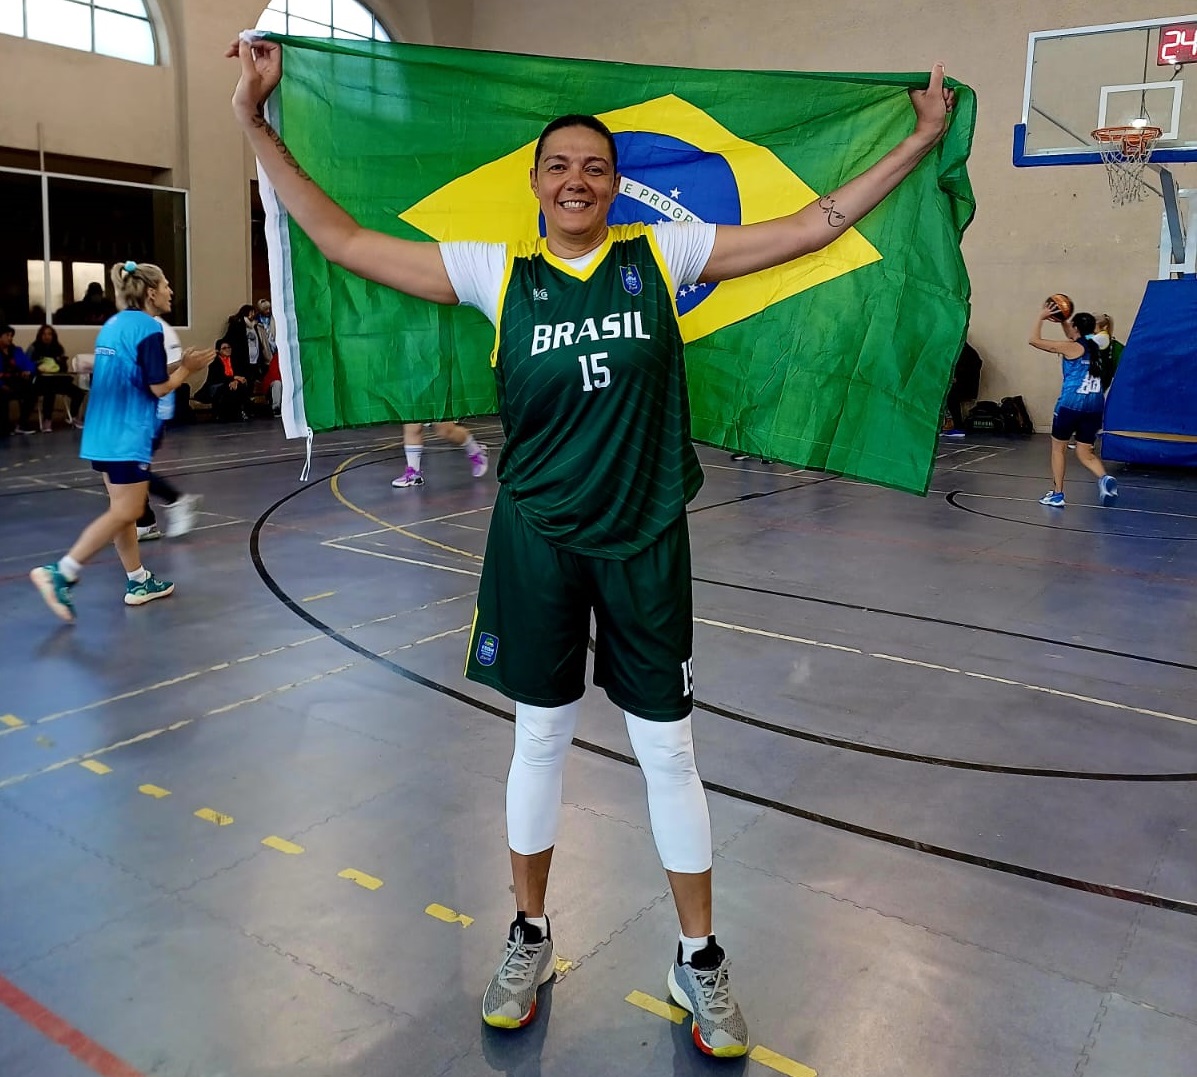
[692,576,1197,674]
[247,460,1197,917]
[687,474,839,514]
[946,490,1197,539]
[693,698,1197,781]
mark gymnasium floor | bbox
[1,420,1194,1077]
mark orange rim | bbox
[1091,125,1163,154]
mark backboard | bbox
[1014,16,1197,166]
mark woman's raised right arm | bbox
[229,37,456,305]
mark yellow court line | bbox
[302,591,336,602]
[329,444,483,562]
[625,993,817,1074]
[194,808,234,826]
[138,784,171,798]
[0,714,24,728]
[339,868,384,891]
[625,990,686,1024]
[425,903,474,927]
[261,835,305,855]
[750,1045,818,1077]
[695,617,1197,729]
[78,760,111,775]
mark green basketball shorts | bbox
[465,488,694,720]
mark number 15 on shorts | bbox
[681,657,694,697]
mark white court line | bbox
[694,617,1197,729]
[944,450,1005,470]
[322,540,482,577]
[0,612,477,789]
[0,435,403,488]
[703,463,808,477]
[326,505,493,545]
[1,595,473,737]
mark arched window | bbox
[0,0,157,65]
[256,0,391,41]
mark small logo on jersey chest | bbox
[532,288,549,301]
[476,632,499,666]
[620,265,643,296]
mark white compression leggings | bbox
[506,702,713,874]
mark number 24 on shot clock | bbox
[1158,23,1197,66]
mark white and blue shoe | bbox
[1098,475,1118,506]
[1039,490,1065,507]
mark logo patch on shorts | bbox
[476,632,499,666]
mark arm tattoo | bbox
[818,196,847,229]
[251,113,312,182]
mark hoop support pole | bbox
[1153,165,1186,269]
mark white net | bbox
[1092,126,1162,206]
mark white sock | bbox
[127,566,150,583]
[58,555,82,582]
[679,932,711,964]
[463,435,481,456]
[524,914,548,935]
[404,444,423,471]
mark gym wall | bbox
[3,0,1188,429]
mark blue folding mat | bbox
[1102,277,1197,467]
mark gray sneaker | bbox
[482,914,555,1029]
[164,493,202,537]
[667,938,749,1057]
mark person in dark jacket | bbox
[198,340,252,420]
[29,325,85,430]
[0,324,37,435]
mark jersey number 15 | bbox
[578,352,611,392]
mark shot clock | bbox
[1157,23,1197,66]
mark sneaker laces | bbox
[691,960,734,1017]
[497,928,540,987]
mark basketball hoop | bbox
[1091,125,1163,206]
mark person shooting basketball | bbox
[1029,297,1118,508]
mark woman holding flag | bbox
[230,35,953,1057]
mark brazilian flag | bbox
[262,36,975,494]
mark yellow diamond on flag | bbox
[400,94,880,344]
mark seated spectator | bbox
[256,298,276,351]
[221,304,271,383]
[197,340,252,421]
[28,325,85,430]
[0,324,37,435]
[942,340,982,437]
[261,348,282,417]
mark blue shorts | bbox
[1051,407,1102,445]
[91,460,151,485]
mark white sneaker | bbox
[136,524,163,542]
[164,493,202,537]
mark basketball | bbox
[1046,293,1074,322]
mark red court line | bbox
[0,973,146,1077]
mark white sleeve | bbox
[438,241,508,327]
[651,222,718,291]
[155,318,183,365]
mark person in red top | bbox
[199,340,252,421]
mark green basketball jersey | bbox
[492,224,703,559]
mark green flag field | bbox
[260,36,975,494]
